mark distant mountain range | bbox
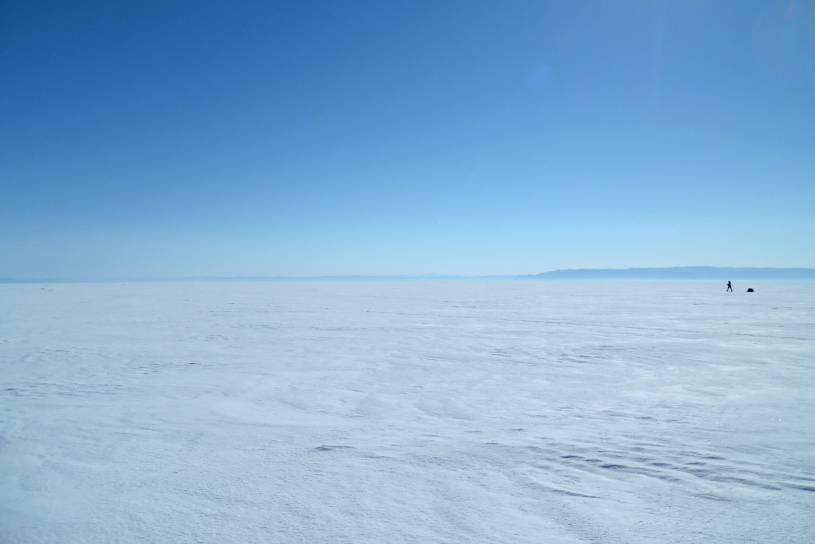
[2,267,814,283]
[528,267,815,280]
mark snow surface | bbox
[1,281,813,543]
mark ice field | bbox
[1,281,814,543]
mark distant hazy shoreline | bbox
[2,267,814,284]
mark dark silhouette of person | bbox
[726,281,733,292]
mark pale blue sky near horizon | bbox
[2,0,814,281]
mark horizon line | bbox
[2,266,815,284]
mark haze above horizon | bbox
[2,1,814,282]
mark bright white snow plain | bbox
[1,281,813,543]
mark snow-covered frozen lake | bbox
[1,281,813,543]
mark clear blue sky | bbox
[2,1,814,280]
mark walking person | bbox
[726,281,733,292]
